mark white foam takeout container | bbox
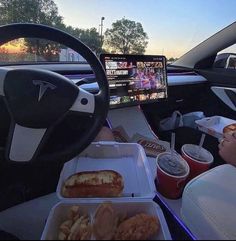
[57,142,156,200]
[196,116,236,139]
[41,200,172,240]
[42,143,172,240]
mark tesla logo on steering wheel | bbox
[33,80,57,102]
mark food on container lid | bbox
[223,123,236,135]
[114,213,160,240]
[93,202,119,240]
[62,170,124,198]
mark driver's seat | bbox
[181,164,236,240]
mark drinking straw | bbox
[171,132,175,157]
[198,134,206,158]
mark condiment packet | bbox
[131,133,170,157]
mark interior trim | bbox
[9,124,46,162]
[168,75,207,86]
[80,75,207,93]
[0,68,10,96]
[211,86,236,111]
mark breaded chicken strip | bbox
[93,203,119,240]
[114,213,160,240]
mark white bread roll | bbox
[62,170,124,198]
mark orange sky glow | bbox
[0,41,25,54]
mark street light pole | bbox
[100,17,105,46]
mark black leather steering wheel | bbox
[0,24,109,163]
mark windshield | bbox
[0,0,236,64]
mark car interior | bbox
[0,3,236,240]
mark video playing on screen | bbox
[100,54,168,108]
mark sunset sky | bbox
[54,0,236,58]
[0,40,25,54]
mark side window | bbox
[214,44,236,69]
[227,57,236,69]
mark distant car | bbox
[214,53,236,69]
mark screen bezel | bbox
[100,53,169,109]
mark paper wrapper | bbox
[131,133,170,157]
[112,126,131,143]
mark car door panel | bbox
[197,68,236,119]
[211,86,236,111]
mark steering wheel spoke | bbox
[0,23,109,163]
[70,88,95,115]
[7,123,47,162]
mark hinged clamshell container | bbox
[42,143,172,240]
[196,116,236,139]
[41,200,172,240]
[57,142,156,200]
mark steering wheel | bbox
[0,24,109,163]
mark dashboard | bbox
[2,62,207,110]
[100,54,168,108]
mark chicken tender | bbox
[93,202,119,240]
[114,213,160,240]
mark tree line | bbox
[0,0,149,61]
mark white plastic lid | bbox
[158,153,187,176]
[183,144,213,163]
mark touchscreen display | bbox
[100,54,168,108]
